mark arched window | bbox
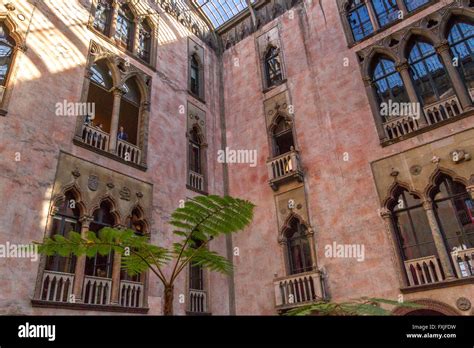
[372,57,410,120]
[448,19,474,99]
[121,208,146,283]
[372,0,399,27]
[390,188,437,260]
[408,39,454,106]
[346,0,374,41]
[118,78,141,147]
[138,20,152,63]
[93,0,113,35]
[115,4,135,51]
[272,117,294,156]
[45,191,81,275]
[189,127,202,174]
[431,175,474,251]
[264,46,283,87]
[404,0,430,13]
[284,217,313,275]
[189,239,204,291]
[190,54,200,96]
[85,201,115,279]
[84,60,114,148]
[0,23,15,87]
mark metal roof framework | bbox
[193,0,256,28]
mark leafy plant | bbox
[36,195,255,315]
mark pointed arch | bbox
[400,29,440,58]
[425,167,469,198]
[90,56,120,89]
[51,184,87,217]
[89,195,121,225]
[280,212,309,239]
[126,204,150,235]
[382,181,422,209]
[363,46,400,78]
[120,72,149,103]
[439,8,474,40]
[0,13,25,45]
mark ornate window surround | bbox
[337,0,439,47]
[0,13,25,116]
[356,2,474,145]
[380,168,474,291]
[33,182,151,313]
[88,0,159,68]
[73,41,152,171]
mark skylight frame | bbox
[194,0,255,29]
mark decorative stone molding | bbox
[456,297,471,311]
[220,0,304,50]
[392,298,462,316]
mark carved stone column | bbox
[109,0,120,39]
[396,61,428,126]
[307,227,318,271]
[467,185,474,200]
[422,199,456,280]
[110,224,125,305]
[109,87,125,152]
[72,215,94,303]
[436,41,472,111]
[379,208,408,287]
[366,0,380,31]
[132,18,141,55]
[363,76,387,141]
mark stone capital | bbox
[79,215,94,225]
[422,199,434,211]
[362,76,374,87]
[379,207,392,219]
[435,41,450,54]
[395,60,409,72]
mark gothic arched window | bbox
[448,19,474,98]
[93,0,113,35]
[390,188,436,261]
[0,23,15,87]
[121,208,146,284]
[85,201,115,279]
[189,127,202,175]
[431,175,474,252]
[115,4,135,51]
[284,217,313,275]
[45,191,81,275]
[272,117,294,156]
[372,0,399,27]
[371,57,409,120]
[138,20,152,63]
[264,46,283,87]
[118,77,141,148]
[346,0,374,41]
[404,0,430,12]
[190,54,200,96]
[408,39,454,106]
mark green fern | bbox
[36,195,255,315]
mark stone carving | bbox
[456,297,471,311]
[106,182,115,189]
[72,168,81,178]
[119,187,131,201]
[451,149,471,164]
[410,165,422,176]
[88,175,99,191]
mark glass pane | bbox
[404,0,430,12]
[372,0,399,27]
[348,2,374,41]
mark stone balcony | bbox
[74,124,145,170]
[35,270,147,312]
[403,248,474,290]
[383,94,469,142]
[273,270,325,311]
[187,289,210,315]
[266,150,304,191]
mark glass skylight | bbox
[194,0,256,28]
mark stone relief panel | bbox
[50,152,153,226]
[371,128,474,205]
